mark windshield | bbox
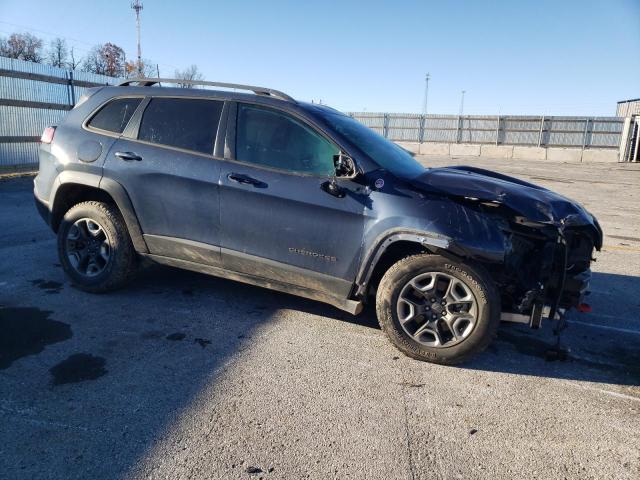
[313,109,427,179]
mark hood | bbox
[410,166,601,235]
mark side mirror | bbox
[333,152,356,178]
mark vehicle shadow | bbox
[136,267,640,388]
[180,267,640,388]
[466,271,640,387]
[3,258,638,479]
[2,262,284,479]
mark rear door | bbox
[103,96,226,265]
[218,102,366,297]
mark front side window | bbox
[236,104,338,176]
[87,97,142,134]
[138,98,223,154]
[313,107,426,179]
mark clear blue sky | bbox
[1,0,639,115]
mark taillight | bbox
[40,126,56,144]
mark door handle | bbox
[227,173,266,187]
[115,151,142,161]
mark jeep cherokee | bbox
[33,78,603,364]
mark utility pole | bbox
[422,73,430,115]
[131,0,144,76]
[459,90,466,116]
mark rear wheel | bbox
[376,254,500,364]
[57,201,137,292]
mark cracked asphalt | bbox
[1,157,639,479]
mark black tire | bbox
[376,254,500,365]
[57,201,137,292]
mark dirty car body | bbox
[307,107,602,326]
[33,79,603,363]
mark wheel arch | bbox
[355,230,465,298]
[50,172,148,253]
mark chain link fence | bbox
[348,112,624,149]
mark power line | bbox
[0,21,180,72]
[0,20,96,49]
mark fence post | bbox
[581,118,590,150]
[537,115,545,147]
[418,115,425,143]
[383,113,389,139]
[68,70,76,106]
[455,116,461,143]
[580,118,591,163]
[495,116,501,145]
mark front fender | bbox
[354,229,455,295]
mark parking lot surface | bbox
[1,157,639,479]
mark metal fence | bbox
[0,56,121,170]
[0,56,629,170]
[348,112,624,149]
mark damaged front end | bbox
[499,216,600,327]
[410,166,603,328]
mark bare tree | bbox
[0,32,44,62]
[47,38,69,68]
[68,47,81,70]
[83,43,126,77]
[174,65,204,87]
[125,58,156,78]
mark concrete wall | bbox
[398,142,621,162]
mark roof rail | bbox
[117,78,295,102]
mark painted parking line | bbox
[601,244,640,253]
[566,319,640,335]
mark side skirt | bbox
[141,253,364,315]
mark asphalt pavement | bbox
[1,157,639,480]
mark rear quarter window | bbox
[137,98,224,154]
[87,97,142,134]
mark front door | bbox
[103,96,225,265]
[218,103,366,297]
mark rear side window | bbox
[236,104,338,176]
[138,98,223,154]
[87,97,142,133]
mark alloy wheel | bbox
[396,272,478,348]
[65,218,111,277]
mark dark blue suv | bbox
[33,78,602,364]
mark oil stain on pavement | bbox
[30,279,64,294]
[166,332,186,341]
[0,307,72,370]
[49,353,107,385]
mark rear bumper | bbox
[33,183,51,227]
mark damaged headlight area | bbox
[498,219,597,327]
[458,197,599,328]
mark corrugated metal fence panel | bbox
[0,56,122,169]
[501,117,540,145]
[0,106,66,136]
[459,117,497,144]
[589,117,624,148]
[617,100,640,117]
[387,114,421,141]
[0,77,69,105]
[349,113,624,149]
[0,142,38,168]
[423,115,457,143]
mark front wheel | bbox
[376,254,500,364]
[57,201,137,292]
